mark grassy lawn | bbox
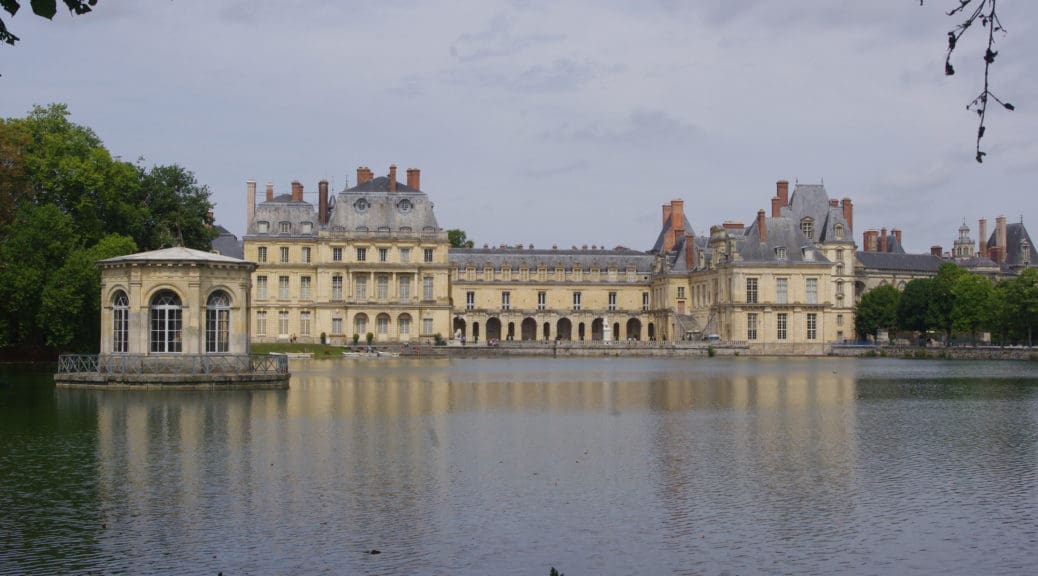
[250,342,344,357]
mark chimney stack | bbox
[880,227,888,253]
[829,199,839,208]
[863,229,878,252]
[771,196,782,218]
[357,167,373,186]
[757,209,767,243]
[841,198,854,233]
[406,168,421,190]
[996,215,1008,263]
[388,165,397,192]
[246,180,256,230]
[265,182,274,201]
[979,218,988,257]
[662,204,673,228]
[291,180,303,202]
[892,228,902,247]
[776,180,789,209]
[931,245,943,257]
[684,233,696,270]
[318,180,329,225]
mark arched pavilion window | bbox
[150,290,182,353]
[113,291,129,353]
[206,290,231,353]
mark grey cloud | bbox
[525,159,589,179]
[450,13,564,62]
[545,110,699,146]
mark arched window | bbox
[206,290,231,353]
[150,290,182,353]
[113,291,129,353]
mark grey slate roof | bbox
[449,248,654,273]
[784,183,852,243]
[649,215,696,254]
[987,222,1034,268]
[250,195,317,235]
[856,251,943,273]
[329,178,439,232]
[735,217,831,264]
[211,225,244,259]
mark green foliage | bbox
[855,284,900,339]
[447,229,474,248]
[707,344,716,357]
[352,333,360,345]
[433,333,444,346]
[897,278,934,334]
[950,272,996,343]
[0,103,214,354]
[993,268,1038,345]
[365,332,374,344]
[928,263,967,341]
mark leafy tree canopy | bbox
[855,284,901,340]
[448,229,474,249]
[1,1,97,46]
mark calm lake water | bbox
[1,357,1036,575]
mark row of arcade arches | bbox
[453,317,654,342]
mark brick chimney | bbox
[265,182,274,201]
[931,245,943,257]
[684,233,696,269]
[979,218,988,257]
[892,228,902,247]
[841,198,854,233]
[357,167,372,186]
[662,204,673,228]
[776,180,789,208]
[388,165,397,192]
[880,227,888,253]
[829,199,839,208]
[757,209,767,243]
[722,221,745,230]
[291,180,303,202]
[771,196,782,218]
[863,229,878,252]
[996,215,1008,263]
[406,168,420,190]
[318,180,329,225]
[246,180,256,230]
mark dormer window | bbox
[398,199,412,213]
[834,223,844,240]
[257,221,269,234]
[800,218,814,240]
[775,246,787,259]
[300,222,313,234]
[354,198,369,212]
[1021,240,1031,265]
[279,221,291,234]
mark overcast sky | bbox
[3,1,1036,253]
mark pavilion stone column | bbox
[129,270,145,354]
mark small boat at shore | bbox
[342,350,400,359]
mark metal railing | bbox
[57,354,288,375]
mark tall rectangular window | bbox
[400,248,411,263]
[379,247,388,262]
[300,276,311,300]
[377,275,389,300]
[466,291,475,310]
[747,313,758,340]
[677,286,686,299]
[608,292,617,311]
[642,292,649,311]
[356,247,367,261]
[777,313,788,340]
[424,248,434,263]
[776,278,788,304]
[806,278,818,304]
[422,317,433,335]
[256,311,267,335]
[502,291,511,310]
[302,247,311,263]
[113,297,129,353]
[332,247,343,262]
[256,276,268,299]
[537,291,546,311]
[837,314,844,327]
[331,275,343,300]
[746,278,758,304]
[572,292,582,311]
[399,275,411,301]
[278,276,289,299]
[278,310,289,335]
[280,246,289,263]
[300,311,311,336]
[257,246,267,262]
[423,276,434,300]
[331,317,342,335]
[807,313,817,340]
[355,276,367,300]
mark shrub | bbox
[352,333,360,345]
[366,332,374,345]
[707,345,716,357]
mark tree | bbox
[950,272,996,343]
[137,163,216,250]
[897,277,935,337]
[447,229,474,249]
[922,0,1015,162]
[855,284,901,340]
[928,263,967,343]
[0,1,97,46]
[995,268,1038,346]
